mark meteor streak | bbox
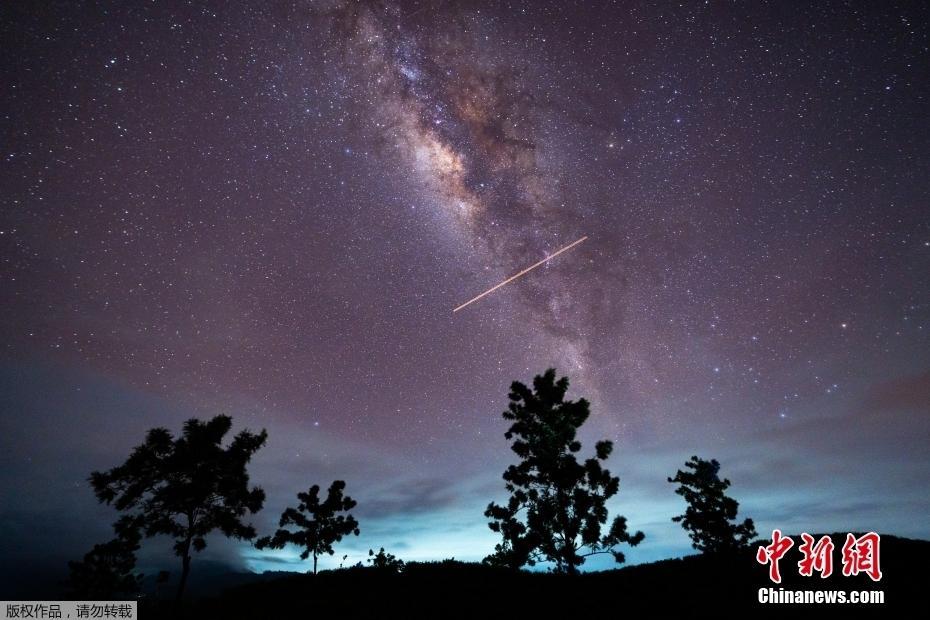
[453,236,588,313]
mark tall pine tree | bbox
[485,369,644,573]
[257,480,360,574]
[668,455,757,553]
[90,415,267,600]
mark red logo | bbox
[757,531,882,583]
[756,529,794,583]
[798,533,834,578]
[841,532,882,582]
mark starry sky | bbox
[1,0,929,582]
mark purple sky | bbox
[1,0,928,581]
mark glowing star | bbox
[453,236,588,313]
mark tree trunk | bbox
[175,539,193,602]
[313,551,318,575]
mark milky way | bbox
[1,1,928,579]
[322,0,611,381]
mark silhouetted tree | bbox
[256,480,360,575]
[368,547,404,573]
[485,369,644,573]
[154,570,171,600]
[67,516,143,598]
[668,455,757,553]
[90,415,267,601]
[482,497,540,570]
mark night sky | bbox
[1,1,929,580]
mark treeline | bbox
[67,369,756,600]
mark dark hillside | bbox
[137,533,926,617]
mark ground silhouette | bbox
[125,533,925,617]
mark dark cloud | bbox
[861,370,930,413]
[355,477,461,518]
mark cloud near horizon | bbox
[2,359,928,583]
